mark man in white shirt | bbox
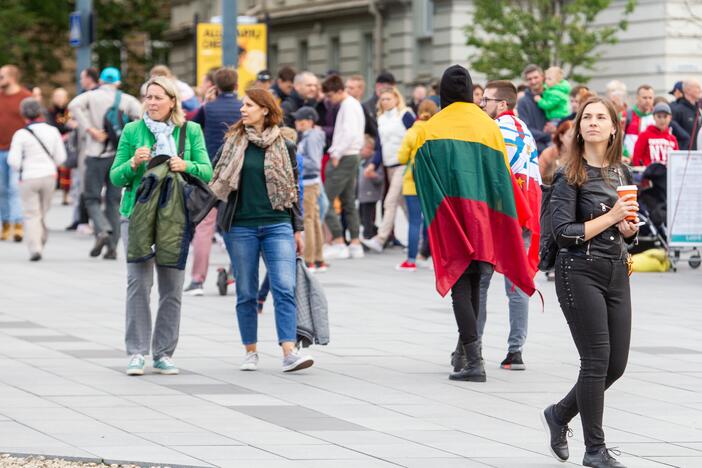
[321,75,366,260]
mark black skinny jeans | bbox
[553,253,631,452]
[451,263,485,345]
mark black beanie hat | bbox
[440,64,473,108]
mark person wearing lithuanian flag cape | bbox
[412,65,536,383]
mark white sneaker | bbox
[416,258,434,270]
[324,243,350,260]
[349,243,365,259]
[153,356,179,375]
[360,237,384,253]
[240,351,259,371]
[126,354,145,376]
[282,349,314,372]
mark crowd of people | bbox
[1,58,699,468]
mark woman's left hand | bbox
[617,217,639,238]
[294,231,304,256]
[169,156,187,172]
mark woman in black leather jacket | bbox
[540,97,639,468]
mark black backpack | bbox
[103,91,131,150]
[538,182,559,271]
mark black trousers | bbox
[553,254,631,452]
[451,262,484,345]
[359,202,378,239]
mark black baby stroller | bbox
[629,163,668,255]
[630,163,701,269]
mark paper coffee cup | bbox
[616,185,638,221]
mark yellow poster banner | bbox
[196,23,267,96]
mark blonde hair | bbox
[605,80,627,100]
[143,76,185,127]
[545,66,564,82]
[376,86,407,117]
[150,65,174,78]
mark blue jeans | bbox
[223,223,297,345]
[477,231,532,353]
[405,195,423,262]
[0,150,22,222]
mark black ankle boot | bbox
[449,341,486,382]
[450,338,467,372]
[583,447,626,468]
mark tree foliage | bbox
[0,0,171,93]
[93,0,172,93]
[0,0,72,87]
[466,0,637,83]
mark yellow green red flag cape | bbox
[412,102,536,297]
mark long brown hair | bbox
[565,96,623,186]
[226,87,283,137]
[417,99,438,121]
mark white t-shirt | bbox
[8,123,67,180]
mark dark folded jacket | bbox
[128,157,217,269]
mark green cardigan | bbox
[110,119,213,218]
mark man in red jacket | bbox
[632,102,678,167]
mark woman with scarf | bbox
[210,88,313,373]
[110,76,212,376]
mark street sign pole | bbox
[222,0,238,67]
[75,0,93,91]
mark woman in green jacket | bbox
[110,76,212,376]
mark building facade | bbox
[166,0,702,98]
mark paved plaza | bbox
[1,199,702,468]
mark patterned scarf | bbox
[143,113,177,156]
[209,125,297,210]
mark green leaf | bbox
[466,0,637,82]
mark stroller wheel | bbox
[217,268,228,295]
[689,253,701,269]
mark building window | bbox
[299,39,308,70]
[269,43,279,73]
[414,0,434,38]
[329,36,340,73]
[362,32,374,99]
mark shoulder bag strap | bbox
[178,121,188,158]
[24,126,56,164]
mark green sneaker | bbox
[126,354,145,376]
[153,356,179,375]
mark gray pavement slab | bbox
[1,199,702,467]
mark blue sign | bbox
[69,12,82,47]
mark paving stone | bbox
[1,200,701,467]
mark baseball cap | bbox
[292,106,319,122]
[669,81,683,95]
[256,69,272,81]
[653,102,672,115]
[99,67,121,84]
